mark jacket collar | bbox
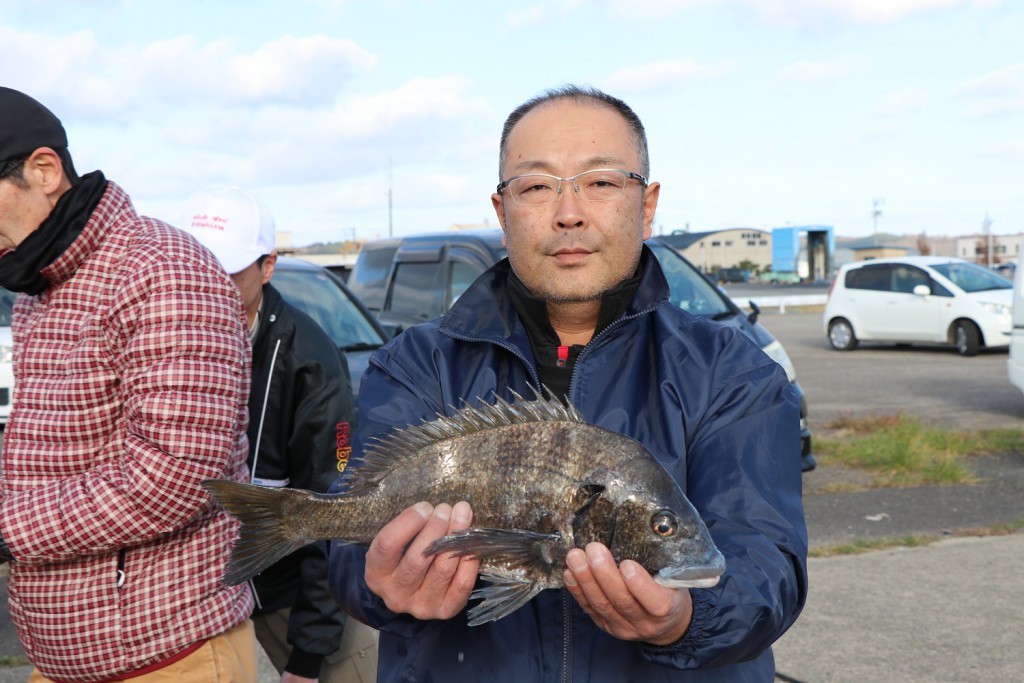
[40,180,130,290]
[252,283,285,344]
[440,244,670,347]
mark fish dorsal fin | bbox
[344,389,584,493]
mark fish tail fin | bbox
[202,479,319,585]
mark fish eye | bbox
[651,510,678,537]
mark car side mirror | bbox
[747,300,761,325]
[912,284,931,296]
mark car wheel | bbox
[828,318,858,351]
[953,320,981,356]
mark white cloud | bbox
[741,0,1002,29]
[869,86,931,117]
[505,7,549,28]
[101,76,496,196]
[600,58,736,93]
[505,0,585,28]
[772,55,867,86]
[0,27,376,120]
[605,0,718,18]
[951,63,1024,118]
[980,139,1024,163]
[602,0,1003,29]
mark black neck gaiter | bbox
[508,262,643,402]
[0,170,107,294]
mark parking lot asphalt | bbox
[773,533,1024,683]
[0,306,1020,682]
[762,308,1024,682]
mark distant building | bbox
[772,225,834,281]
[657,228,771,273]
[851,244,912,261]
[954,233,1024,266]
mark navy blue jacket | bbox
[328,249,808,682]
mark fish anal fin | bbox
[425,528,565,576]
[467,576,544,626]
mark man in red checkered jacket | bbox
[0,87,258,681]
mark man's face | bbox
[230,252,277,324]
[491,99,660,304]
[0,154,61,251]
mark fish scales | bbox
[203,391,725,625]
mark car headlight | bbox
[761,339,797,383]
[980,302,1011,316]
[0,344,11,364]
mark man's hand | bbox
[280,673,316,683]
[563,542,693,646]
[364,501,479,621]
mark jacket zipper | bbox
[116,549,126,589]
[562,590,572,683]
[248,330,281,613]
[567,305,659,400]
[445,302,661,683]
[249,336,282,484]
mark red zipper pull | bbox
[556,345,569,368]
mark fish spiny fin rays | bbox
[345,388,584,492]
[467,577,545,626]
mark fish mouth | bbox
[654,550,727,589]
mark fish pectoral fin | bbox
[467,576,544,626]
[572,483,606,517]
[425,528,563,575]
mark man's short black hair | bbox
[498,85,650,179]
[0,147,80,189]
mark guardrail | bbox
[735,294,828,314]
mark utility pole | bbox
[982,212,993,269]
[872,197,884,236]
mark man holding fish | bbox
[206,84,808,681]
[322,86,809,681]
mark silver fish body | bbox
[204,392,725,625]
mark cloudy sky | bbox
[3,0,1021,245]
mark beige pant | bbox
[253,607,379,683]
[29,619,258,683]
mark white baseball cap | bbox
[181,186,276,274]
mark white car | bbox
[1008,251,1024,393]
[0,288,14,425]
[824,256,1012,356]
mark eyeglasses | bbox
[496,168,647,205]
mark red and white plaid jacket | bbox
[0,182,254,681]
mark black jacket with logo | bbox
[248,283,357,677]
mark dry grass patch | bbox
[810,522,1024,558]
[814,414,1024,488]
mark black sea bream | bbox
[204,392,725,625]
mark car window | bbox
[388,262,445,322]
[930,261,1013,293]
[929,280,953,297]
[648,242,732,318]
[845,264,892,291]
[450,261,483,308]
[271,267,386,350]
[891,265,930,294]
[0,288,15,327]
[349,246,397,310]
